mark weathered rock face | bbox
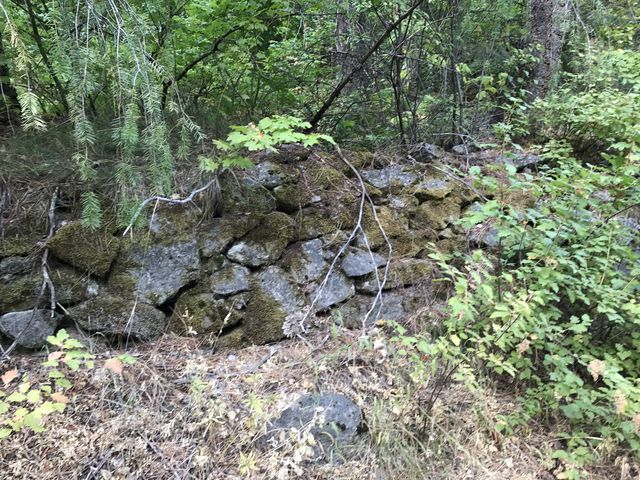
[0,309,58,348]
[227,212,294,267]
[243,266,305,344]
[2,147,524,348]
[68,296,165,340]
[110,237,200,306]
[257,393,363,462]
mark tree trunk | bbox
[0,32,18,111]
[529,0,570,99]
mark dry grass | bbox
[0,327,637,480]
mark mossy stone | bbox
[294,208,341,241]
[220,172,276,215]
[169,291,246,335]
[0,274,41,313]
[273,184,316,213]
[410,198,462,231]
[243,289,288,345]
[306,163,344,190]
[359,205,409,249]
[226,212,294,267]
[47,222,119,277]
[0,235,37,258]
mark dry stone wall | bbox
[0,147,488,349]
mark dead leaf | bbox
[50,392,70,404]
[48,351,63,361]
[1,369,18,386]
[104,358,123,375]
[588,359,605,382]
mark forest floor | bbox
[0,327,630,480]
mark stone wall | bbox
[0,148,485,349]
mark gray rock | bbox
[499,152,545,171]
[451,144,478,156]
[51,266,101,306]
[309,272,355,311]
[413,178,454,201]
[282,239,328,284]
[0,256,32,282]
[336,292,406,329]
[199,215,261,257]
[257,393,362,461]
[341,249,386,277]
[111,237,200,306]
[69,295,165,340]
[251,161,288,189]
[210,264,250,296]
[469,222,500,248]
[388,195,419,210]
[361,166,418,192]
[0,309,58,349]
[409,142,442,162]
[227,212,294,267]
[243,266,306,344]
[220,171,277,216]
[255,266,305,315]
[257,143,311,164]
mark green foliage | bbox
[0,329,136,440]
[422,154,639,472]
[199,115,334,173]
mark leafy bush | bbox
[0,329,135,439]
[444,156,638,469]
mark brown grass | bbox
[0,327,637,480]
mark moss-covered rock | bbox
[169,291,246,335]
[0,274,41,313]
[227,212,294,267]
[220,171,277,216]
[243,266,305,345]
[306,163,344,190]
[199,215,262,257]
[0,235,38,258]
[410,198,462,231]
[68,295,165,340]
[293,208,341,241]
[109,236,200,306]
[359,205,409,249]
[412,177,454,201]
[273,184,317,213]
[356,259,436,293]
[47,222,119,277]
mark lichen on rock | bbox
[169,291,247,335]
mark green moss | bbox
[387,259,435,287]
[214,327,247,349]
[0,275,40,312]
[169,292,244,335]
[0,236,37,258]
[243,289,286,344]
[273,184,315,213]
[306,163,344,190]
[362,206,409,249]
[410,198,462,231]
[294,208,340,241]
[47,222,119,277]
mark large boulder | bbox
[0,309,58,349]
[257,393,363,462]
[110,237,200,306]
[47,222,119,277]
[68,295,165,340]
[244,266,305,344]
[227,212,294,267]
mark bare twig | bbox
[122,178,219,236]
[294,145,392,336]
